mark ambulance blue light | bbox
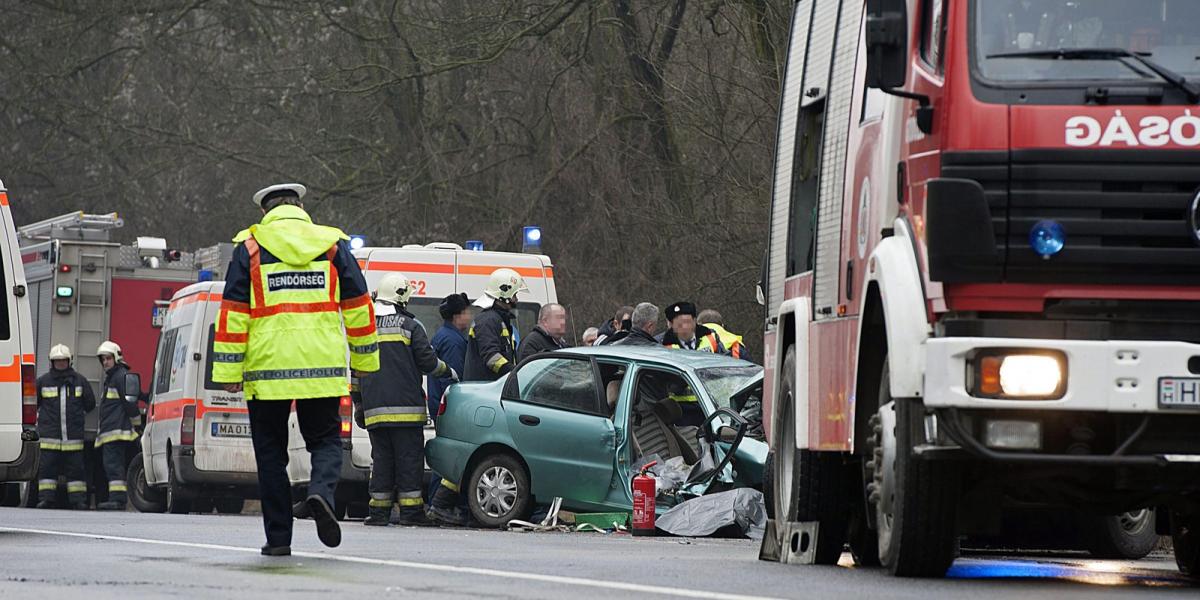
[198,269,214,282]
[465,240,485,252]
[1029,220,1065,259]
[349,235,367,250]
[522,226,542,253]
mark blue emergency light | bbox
[1029,220,1065,259]
[522,226,542,253]
[198,269,214,282]
[465,240,485,252]
[349,235,367,250]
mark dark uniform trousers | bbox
[102,441,130,501]
[248,397,342,547]
[38,449,86,505]
[368,428,425,517]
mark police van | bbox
[132,243,557,518]
[0,180,39,507]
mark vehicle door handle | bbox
[519,415,540,426]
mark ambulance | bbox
[0,180,39,507]
[132,243,557,519]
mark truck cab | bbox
[760,0,1200,578]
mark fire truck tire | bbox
[215,497,245,514]
[127,453,166,513]
[762,451,775,519]
[774,346,849,565]
[165,458,194,514]
[874,360,960,578]
[848,506,881,566]
[1084,510,1159,559]
[1172,510,1200,577]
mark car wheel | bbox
[127,453,166,513]
[1172,510,1200,577]
[872,358,960,578]
[215,497,245,515]
[774,346,849,565]
[165,458,193,515]
[1085,510,1159,559]
[466,453,532,528]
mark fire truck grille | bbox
[941,150,1200,285]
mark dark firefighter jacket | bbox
[463,305,516,382]
[96,362,138,446]
[36,368,95,451]
[356,302,449,429]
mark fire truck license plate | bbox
[212,422,252,437]
[1158,378,1200,408]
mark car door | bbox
[502,354,615,502]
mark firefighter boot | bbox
[97,492,127,511]
[364,506,390,527]
[395,506,436,527]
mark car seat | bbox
[632,397,699,465]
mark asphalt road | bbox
[0,508,1195,599]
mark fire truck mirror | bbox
[865,0,909,90]
[124,372,142,402]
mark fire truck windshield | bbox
[974,0,1200,84]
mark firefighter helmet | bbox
[376,272,415,305]
[252,183,306,207]
[97,340,122,359]
[49,344,72,362]
[484,268,529,301]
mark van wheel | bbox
[773,346,849,565]
[1172,510,1200,577]
[215,497,245,514]
[466,453,532,528]
[0,482,18,507]
[872,359,960,578]
[165,460,193,514]
[127,453,166,513]
[192,497,215,514]
[1085,510,1159,559]
[18,480,37,508]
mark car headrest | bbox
[652,397,682,423]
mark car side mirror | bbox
[123,373,141,402]
[865,0,909,89]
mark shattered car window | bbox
[695,366,763,409]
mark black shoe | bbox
[427,505,467,527]
[261,544,291,556]
[292,500,311,520]
[364,511,390,527]
[96,501,123,511]
[71,503,89,511]
[305,495,342,548]
[36,500,53,509]
[396,512,438,527]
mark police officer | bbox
[429,268,527,525]
[36,344,95,509]
[213,183,379,556]
[95,341,138,510]
[661,301,726,354]
[356,273,457,527]
[462,268,527,381]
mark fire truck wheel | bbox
[1084,510,1159,559]
[873,360,960,578]
[1173,510,1200,577]
[127,453,166,513]
[774,346,849,565]
[848,505,881,566]
[762,451,774,519]
[466,452,532,529]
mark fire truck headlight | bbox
[973,351,1066,400]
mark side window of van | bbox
[0,244,10,340]
[204,324,223,391]
[154,329,178,394]
[168,325,191,392]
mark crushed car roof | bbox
[558,345,758,371]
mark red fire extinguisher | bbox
[631,461,657,536]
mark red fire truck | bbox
[759,0,1200,578]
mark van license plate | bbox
[212,422,252,438]
[1158,378,1200,408]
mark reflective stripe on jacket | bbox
[662,324,726,355]
[702,323,746,361]
[36,368,95,450]
[96,362,137,445]
[357,302,447,429]
[213,205,379,400]
[463,306,516,382]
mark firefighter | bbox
[213,182,379,556]
[35,344,95,509]
[461,268,527,382]
[430,268,527,525]
[355,272,457,527]
[95,341,138,510]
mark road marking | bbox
[0,526,784,600]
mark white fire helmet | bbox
[97,341,122,360]
[484,268,529,301]
[376,272,415,305]
[49,344,72,362]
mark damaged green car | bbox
[426,346,767,527]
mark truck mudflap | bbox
[923,407,1200,469]
[0,436,40,482]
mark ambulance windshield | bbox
[974,0,1200,83]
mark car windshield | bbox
[974,0,1200,82]
[695,366,762,409]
